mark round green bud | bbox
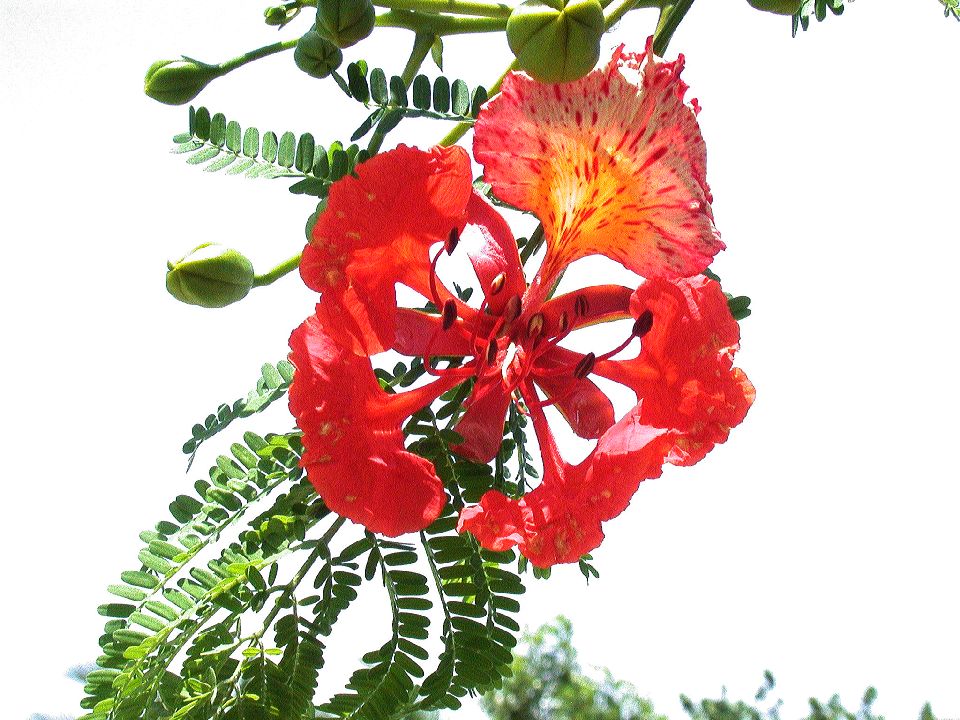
[166,243,256,309]
[264,5,293,26]
[144,59,222,106]
[294,30,344,79]
[506,0,604,83]
[315,0,376,48]
[746,0,802,15]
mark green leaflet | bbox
[338,61,488,144]
[171,107,368,198]
[792,0,848,35]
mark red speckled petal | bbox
[475,40,723,287]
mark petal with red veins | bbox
[475,41,723,289]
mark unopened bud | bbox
[294,30,343,79]
[506,0,604,83]
[144,59,223,106]
[316,0,376,48]
[166,243,255,308]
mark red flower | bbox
[289,44,753,556]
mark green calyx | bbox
[144,59,224,106]
[294,30,344,78]
[316,0,376,48]
[746,0,803,15]
[506,0,604,83]
[166,243,255,309]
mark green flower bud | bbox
[264,4,297,26]
[166,243,255,309]
[746,0,802,15]
[506,0,604,83]
[315,0,376,49]
[144,59,223,106]
[294,30,343,78]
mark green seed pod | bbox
[746,0,802,15]
[315,0,376,48]
[294,30,344,78]
[144,59,223,106]
[166,243,255,309]
[506,0,604,83]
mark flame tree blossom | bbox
[287,42,754,564]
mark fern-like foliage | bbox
[792,0,850,36]
[337,61,488,143]
[84,357,526,720]
[182,360,294,461]
[941,0,960,21]
[171,107,368,197]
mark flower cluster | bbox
[288,41,755,567]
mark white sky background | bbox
[2,1,958,719]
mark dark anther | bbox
[573,352,596,379]
[502,295,522,325]
[486,338,499,365]
[441,299,458,330]
[557,311,570,334]
[446,227,460,255]
[527,313,545,339]
[632,309,654,338]
[490,272,506,296]
[574,294,590,318]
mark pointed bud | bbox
[144,59,223,106]
[632,309,654,338]
[441,299,458,330]
[166,243,255,309]
[295,30,343,78]
[506,0,604,83]
[446,227,460,255]
[264,4,299,26]
[316,0,376,48]
[573,352,596,380]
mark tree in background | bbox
[481,617,666,720]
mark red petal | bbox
[596,276,755,467]
[393,308,474,357]
[531,356,615,440]
[289,310,461,536]
[462,191,526,315]
[457,490,529,552]
[451,373,512,463]
[475,44,722,294]
[301,145,473,349]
